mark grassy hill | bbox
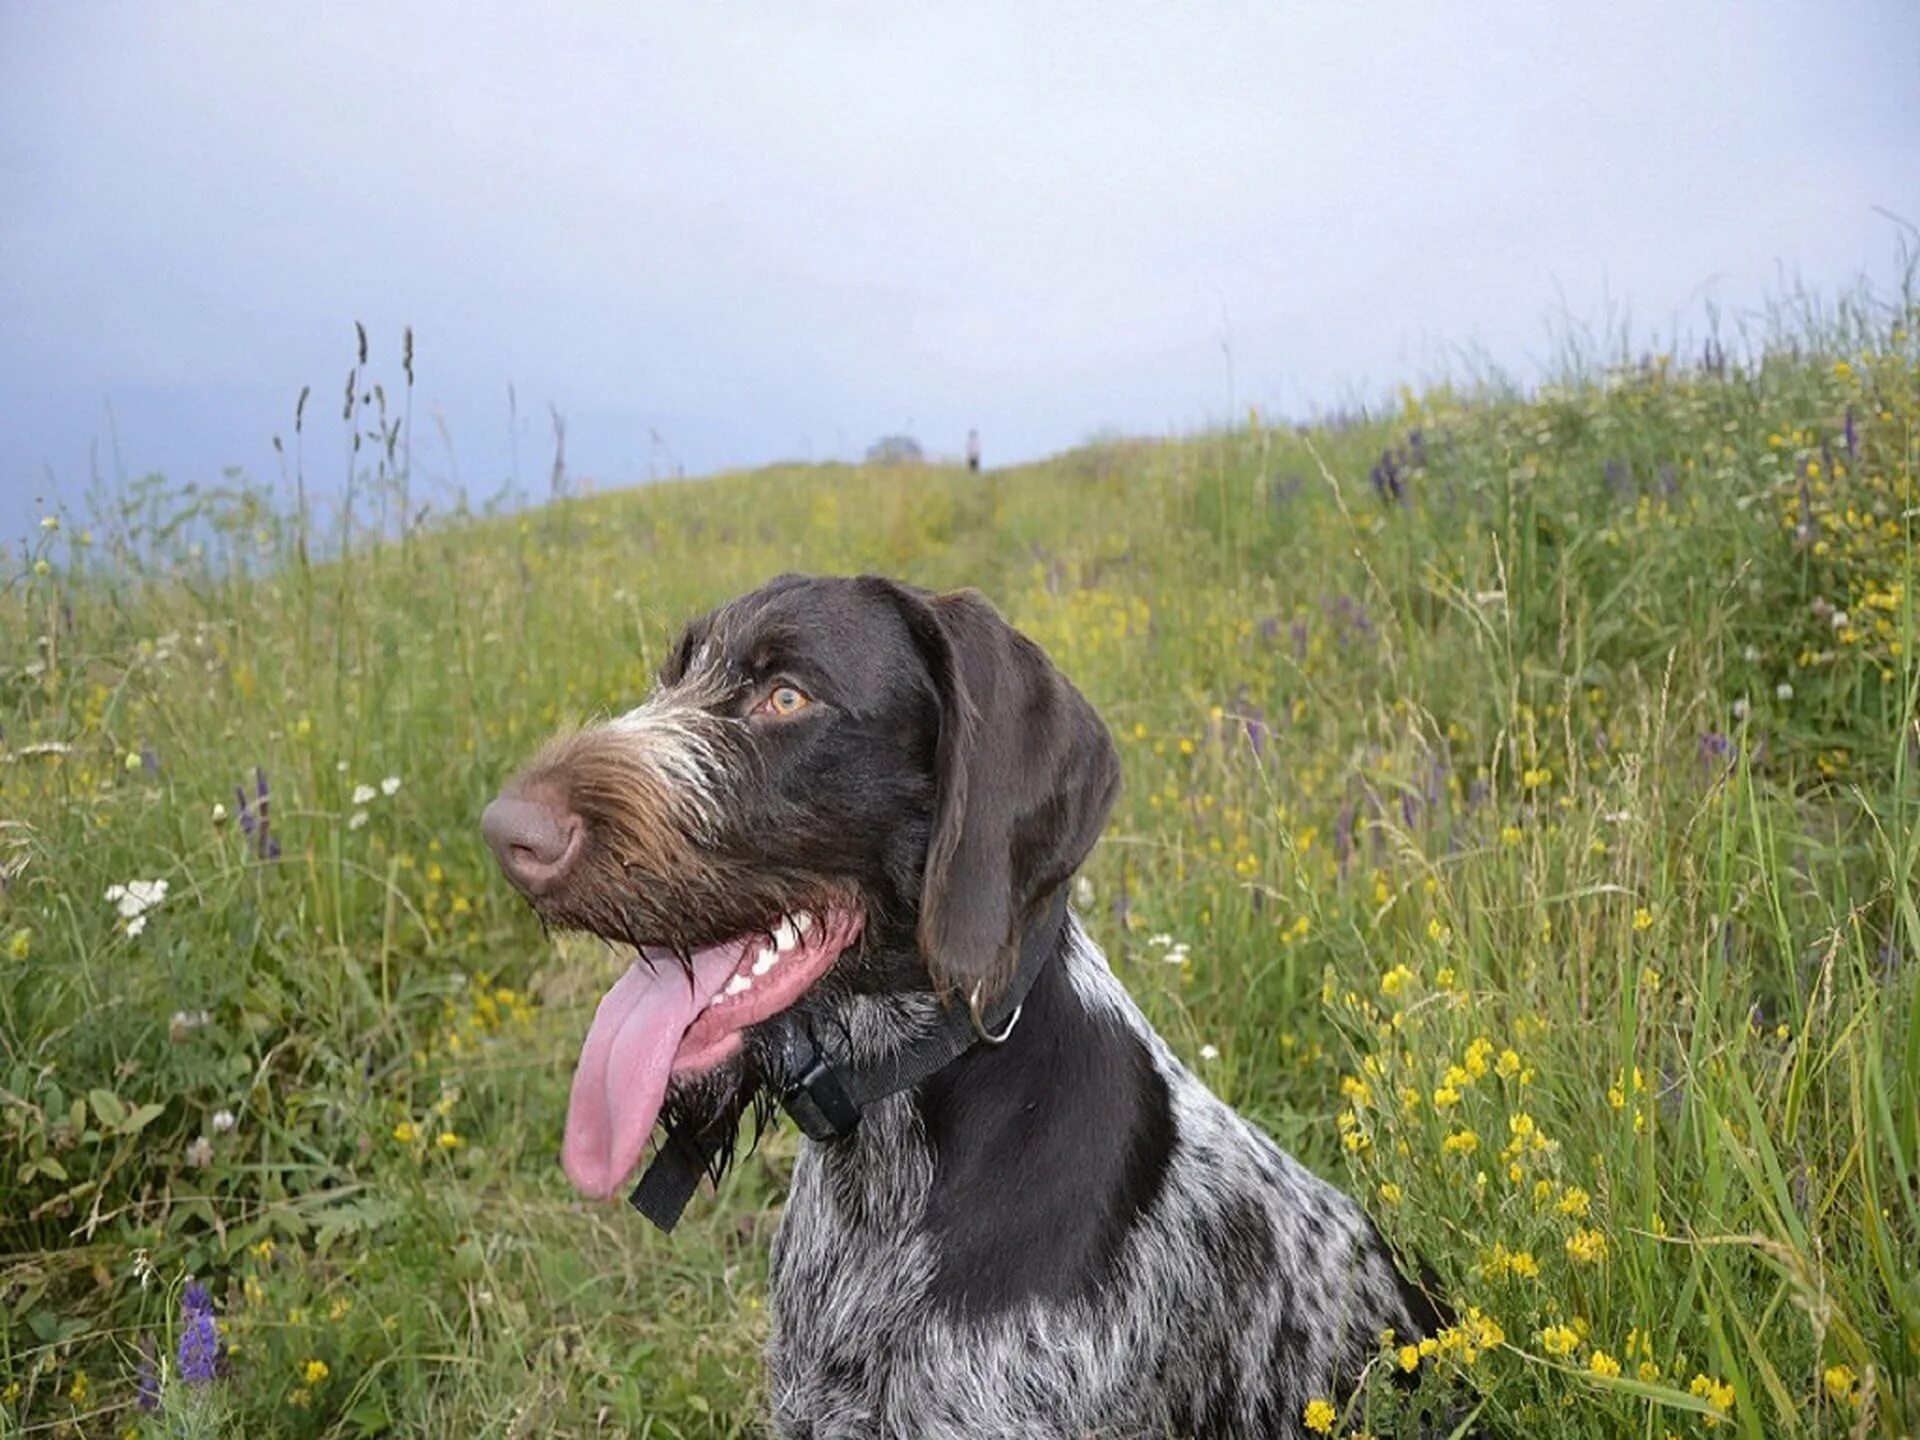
[4,298,1919,1436]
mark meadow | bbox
[3,289,1919,1438]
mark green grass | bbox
[4,291,1919,1437]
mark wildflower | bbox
[1377,1183,1403,1206]
[234,768,281,860]
[1198,1044,1220,1062]
[135,1336,160,1413]
[393,1121,418,1144]
[1397,1344,1421,1372]
[351,784,377,806]
[436,1131,462,1150]
[1633,907,1654,931]
[106,879,168,937]
[1557,1185,1592,1218]
[6,929,29,961]
[1566,1227,1608,1264]
[380,776,401,796]
[1495,1049,1522,1079]
[1588,1349,1621,1378]
[1688,1373,1735,1423]
[349,811,369,830]
[211,801,229,825]
[1426,917,1450,944]
[1823,1363,1858,1406]
[1540,1324,1579,1357]
[302,1359,329,1385]
[1775,682,1793,701]
[1522,767,1551,789]
[1302,1397,1337,1433]
[1379,964,1414,999]
[1500,825,1523,846]
[1442,1129,1479,1156]
[212,1109,237,1133]
[178,1283,220,1385]
[40,515,59,531]
[186,1136,214,1167]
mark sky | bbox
[3,3,1916,546]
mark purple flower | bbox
[1843,408,1857,459]
[1698,732,1734,776]
[1333,804,1355,873]
[177,1283,220,1385]
[234,767,281,861]
[1370,448,1405,505]
[141,744,161,775]
[1406,428,1427,468]
[136,1335,160,1413]
[1241,706,1268,759]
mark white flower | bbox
[39,515,59,532]
[211,1109,237,1133]
[1146,933,1173,947]
[336,760,349,773]
[211,802,228,825]
[1163,943,1191,965]
[1775,682,1794,701]
[349,810,369,831]
[1199,1044,1221,1062]
[106,880,167,935]
[379,776,401,797]
[185,1136,214,1168]
[1742,645,1761,663]
[1832,610,1850,630]
[1731,697,1751,721]
[351,784,377,805]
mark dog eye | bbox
[756,684,811,718]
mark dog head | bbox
[483,574,1119,1198]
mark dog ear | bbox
[882,583,1121,1002]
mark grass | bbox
[3,285,1919,1437]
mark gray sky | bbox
[3,3,1915,546]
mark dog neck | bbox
[801,914,1178,1315]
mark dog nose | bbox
[482,793,584,896]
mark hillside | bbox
[4,304,1918,1437]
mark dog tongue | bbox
[562,939,749,1198]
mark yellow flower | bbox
[1398,1343,1421,1372]
[1302,1398,1337,1433]
[1566,1227,1608,1264]
[1823,1364,1858,1405]
[1377,1182,1403,1206]
[1632,907,1653,931]
[1379,965,1414,999]
[1495,1048,1521,1079]
[1500,825,1523,847]
[392,1121,418,1144]
[252,1238,276,1262]
[1442,1129,1479,1156]
[303,1359,329,1385]
[1588,1349,1621,1378]
[436,1131,463,1150]
[1426,916,1450,943]
[69,1372,89,1404]
[5,929,29,961]
[1540,1324,1579,1357]
[1522,766,1551,789]
[1688,1373,1735,1423]
[1557,1185,1591,1218]
[327,1296,352,1322]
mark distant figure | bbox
[965,428,981,473]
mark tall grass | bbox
[3,289,1917,1436]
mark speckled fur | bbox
[764,916,1422,1440]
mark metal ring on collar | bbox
[968,983,1022,1046]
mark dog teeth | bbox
[724,974,752,997]
[773,916,800,952]
[794,910,816,937]
[752,946,778,976]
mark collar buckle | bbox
[778,1038,862,1141]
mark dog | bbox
[483,574,1444,1438]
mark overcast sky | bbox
[3,3,1915,545]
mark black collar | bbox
[629,887,1072,1232]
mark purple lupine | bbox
[1258,615,1281,648]
[1843,408,1857,459]
[140,744,160,776]
[235,768,281,861]
[1370,448,1405,505]
[1399,791,1420,830]
[136,1335,160,1413]
[1242,705,1268,759]
[178,1282,219,1385]
[1406,428,1427,468]
[1698,731,1734,774]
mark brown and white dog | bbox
[483,574,1441,1439]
